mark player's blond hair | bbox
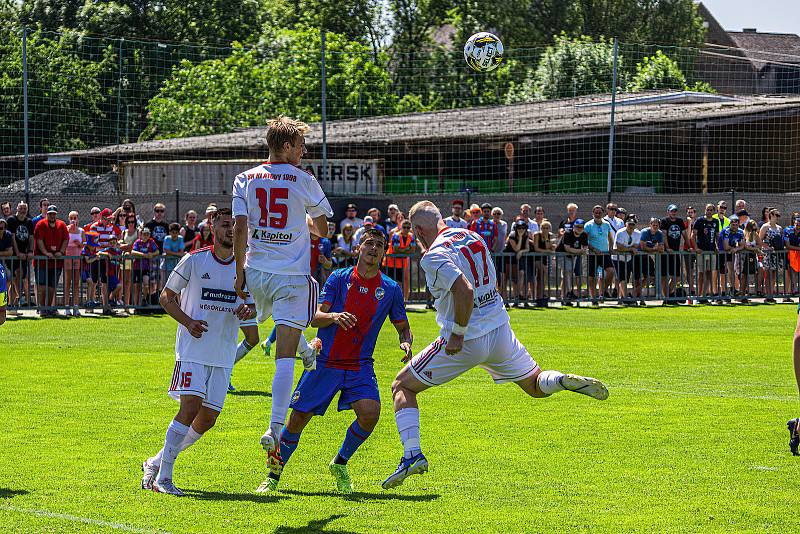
[409,201,442,229]
[267,116,310,154]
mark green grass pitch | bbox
[2,306,800,532]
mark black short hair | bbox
[359,228,387,248]
[169,222,181,232]
[211,207,232,223]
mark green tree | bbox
[629,50,714,93]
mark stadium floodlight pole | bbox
[321,30,328,189]
[22,26,30,205]
[606,38,619,204]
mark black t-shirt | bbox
[504,230,529,253]
[6,215,34,253]
[660,217,686,251]
[182,225,197,251]
[693,217,718,251]
[559,218,577,234]
[557,230,588,252]
[145,220,170,252]
[0,229,13,254]
[787,230,800,248]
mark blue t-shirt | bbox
[639,228,664,250]
[584,219,614,252]
[317,267,407,371]
[786,229,800,248]
[162,235,185,270]
[0,262,7,308]
[719,227,744,251]
[319,237,332,259]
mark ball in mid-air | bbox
[464,32,504,72]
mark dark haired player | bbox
[256,228,413,494]
[789,304,800,455]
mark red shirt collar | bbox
[211,246,233,265]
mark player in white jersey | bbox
[232,116,334,474]
[381,201,609,490]
[141,208,256,496]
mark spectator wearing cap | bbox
[197,204,217,232]
[660,204,689,301]
[584,205,616,305]
[131,227,160,306]
[603,203,624,234]
[505,219,531,306]
[555,218,588,304]
[444,200,469,229]
[720,216,745,301]
[558,203,579,236]
[6,201,34,308]
[365,208,388,238]
[639,217,666,302]
[89,208,123,315]
[713,201,731,233]
[693,204,719,304]
[613,214,642,305]
[339,203,364,232]
[520,204,538,233]
[469,203,498,250]
[31,197,49,227]
[33,205,68,316]
[180,210,198,252]
[354,215,376,243]
[384,204,401,233]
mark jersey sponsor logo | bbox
[423,370,433,380]
[201,272,211,279]
[245,172,297,182]
[375,287,385,300]
[201,287,237,304]
[251,228,293,244]
[475,287,498,308]
[358,285,368,294]
[292,390,300,403]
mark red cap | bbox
[100,208,114,218]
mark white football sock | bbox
[395,408,421,458]
[148,427,203,466]
[270,358,295,429]
[235,339,254,364]
[297,335,311,356]
[157,419,189,482]
[537,370,566,395]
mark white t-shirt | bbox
[604,215,624,234]
[613,228,641,261]
[494,219,508,253]
[444,216,469,229]
[232,162,333,275]
[526,218,539,234]
[337,235,357,253]
[165,248,254,368]
[420,227,509,341]
[339,217,365,232]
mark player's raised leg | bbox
[256,408,314,493]
[229,322,259,392]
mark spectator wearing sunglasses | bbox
[144,203,170,253]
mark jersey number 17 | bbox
[459,240,490,287]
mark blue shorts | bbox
[290,364,379,416]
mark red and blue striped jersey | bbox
[317,267,407,370]
[469,217,498,250]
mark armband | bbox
[451,323,467,336]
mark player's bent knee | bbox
[286,410,314,433]
[353,400,381,430]
[193,407,220,433]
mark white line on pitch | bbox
[0,504,172,534]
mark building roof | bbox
[4,91,800,163]
[726,31,800,67]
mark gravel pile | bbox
[0,169,119,195]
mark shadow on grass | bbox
[184,489,287,503]
[0,488,29,499]
[281,489,439,502]
[274,514,358,533]
[229,390,272,398]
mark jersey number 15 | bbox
[255,187,288,229]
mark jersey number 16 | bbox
[255,187,288,229]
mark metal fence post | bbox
[606,38,619,204]
[22,26,30,205]
[320,30,328,188]
[175,189,180,223]
[116,38,123,148]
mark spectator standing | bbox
[740,220,763,301]
[385,220,416,301]
[760,208,785,303]
[660,204,688,301]
[684,206,697,297]
[603,203,624,234]
[131,227,159,306]
[558,203,579,236]
[31,198,49,227]
[734,199,747,216]
[469,203,498,251]
[83,206,104,306]
[339,203,364,232]
[197,204,217,232]
[353,216,378,243]
[720,217,744,301]
[83,207,101,233]
[491,207,508,294]
[1,202,11,218]
[90,208,123,315]
[785,217,800,297]
[120,215,139,308]
[180,210,198,252]
[366,208,388,238]
[325,221,338,268]
[162,223,185,281]
[584,205,615,305]
[556,218,588,304]
[466,204,481,225]
[0,219,14,284]
[64,211,85,316]
[385,204,401,233]
[310,232,333,284]
[444,200,469,229]
[505,220,531,306]
[191,224,214,251]
[614,215,642,305]
[520,204,538,233]
[532,221,555,307]
[713,200,732,296]
[639,217,666,302]
[33,205,68,316]
[6,201,34,308]
[144,203,170,253]
[693,204,719,304]
[121,199,143,227]
[534,206,546,229]
[335,223,358,267]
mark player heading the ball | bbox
[231,116,334,472]
[381,201,609,490]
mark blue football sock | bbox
[336,420,372,464]
[279,428,302,466]
[268,327,277,344]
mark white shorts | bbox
[168,361,232,412]
[245,268,318,329]
[409,323,539,387]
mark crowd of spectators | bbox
[2,195,799,317]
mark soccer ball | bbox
[464,32,504,72]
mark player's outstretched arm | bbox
[160,287,208,338]
[394,320,413,363]
[310,214,328,238]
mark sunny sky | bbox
[702,0,800,35]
